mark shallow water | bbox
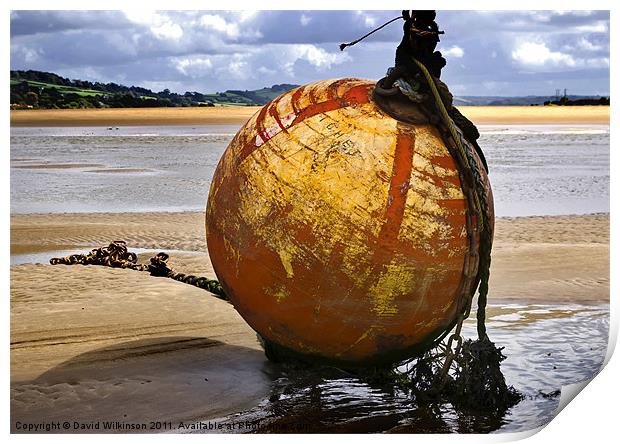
[479,125,610,217]
[10,124,609,217]
[191,303,608,434]
[10,126,236,214]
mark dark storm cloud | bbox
[244,10,401,44]
[10,10,610,95]
[10,10,132,36]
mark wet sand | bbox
[460,105,609,125]
[10,105,610,127]
[10,212,609,431]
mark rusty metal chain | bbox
[50,241,227,300]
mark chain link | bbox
[50,241,227,300]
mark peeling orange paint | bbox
[205,78,493,366]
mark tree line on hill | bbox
[10,70,298,109]
[543,96,610,106]
[10,69,610,110]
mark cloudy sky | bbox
[10,10,610,96]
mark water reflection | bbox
[204,303,608,434]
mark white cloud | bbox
[199,14,240,39]
[258,66,276,75]
[364,16,377,28]
[151,22,183,40]
[10,11,610,96]
[227,55,251,80]
[577,37,604,52]
[238,10,258,23]
[354,11,376,28]
[122,10,158,26]
[122,10,183,41]
[512,41,575,67]
[511,40,609,72]
[284,44,351,74]
[168,43,351,85]
[175,57,213,77]
[575,22,607,33]
[444,46,464,58]
[586,57,610,68]
[531,12,552,23]
[15,46,42,63]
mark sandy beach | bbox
[10,211,609,431]
[10,212,272,430]
[10,104,610,127]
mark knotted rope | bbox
[411,57,491,343]
[377,58,522,412]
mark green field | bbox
[10,78,108,97]
[11,70,299,108]
[12,79,258,106]
[11,78,160,100]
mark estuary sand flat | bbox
[11,105,610,127]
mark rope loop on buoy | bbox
[411,57,492,346]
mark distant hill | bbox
[10,70,300,109]
[453,95,608,106]
[225,85,299,106]
[10,69,608,110]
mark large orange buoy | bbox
[206,78,492,366]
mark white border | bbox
[4,1,617,443]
